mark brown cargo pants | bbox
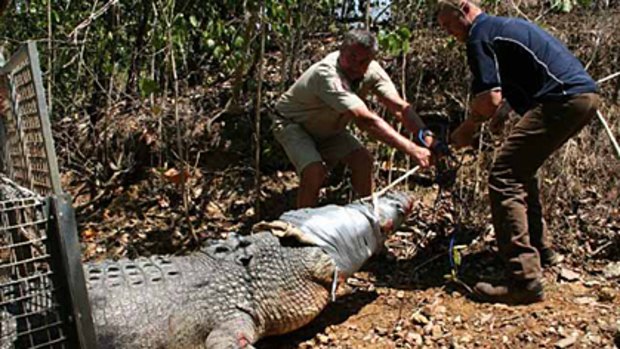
[488,93,600,281]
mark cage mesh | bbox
[0,178,68,348]
[0,42,60,197]
[0,43,88,349]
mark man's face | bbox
[438,10,470,43]
[339,44,375,81]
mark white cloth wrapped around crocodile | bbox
[256,191,413,277]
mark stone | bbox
[603,262,620,279]
[405,332,423,346]
[555,335,577,348]
[559,268,581,282]
[411,312,430,325]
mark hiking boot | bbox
[473,279,544,305]
[539,248,563,267]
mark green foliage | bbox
[139,78,159,97]
[0,0,339,120]
[378,26,412,56]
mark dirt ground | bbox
[71,136,620,349]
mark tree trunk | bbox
[126,0,151,95]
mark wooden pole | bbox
[254,1,266,220]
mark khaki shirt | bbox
[275,51,399,138]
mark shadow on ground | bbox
[256,290,378,348]
[362,224,495,291]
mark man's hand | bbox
[406,143,432,168]
[450,118,480,149]
[349,106,435,168]
[488,113,506,135]
[488,101,512,136]
[417,129,447,159]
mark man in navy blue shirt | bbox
[437,0,600,304]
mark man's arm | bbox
[450,89,503,149]
[376,93,438,148]
[377,94,423,130]
[344,105,432,167]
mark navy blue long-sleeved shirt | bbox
[467,13,597,115]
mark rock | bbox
[555,335,577,348]
[423,321,434,335]
[299,341,314,349]
[460,334,473,343]
[480,313,493,324]
[405,332,423,346]
[573,296,597,305]
[596,287,615,302]
[431,324,442,339]
[317,333,330,345]
[411,312,430,325]
[603,262,620,279]
[584,334,601,345]
[559,268,581,282]
[375,327,388,336]
[435,305,447,314]
[451,342,466,349]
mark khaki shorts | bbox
[273,122,364,174]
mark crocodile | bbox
[86,192,415,349]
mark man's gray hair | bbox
[341,29,379,54]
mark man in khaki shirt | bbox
[274,29,440,208]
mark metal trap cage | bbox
[0,42,96,349]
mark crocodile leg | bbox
[205,313,258,349]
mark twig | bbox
[449,276,474,294]
[590,240,613,257]
[372,166,420,199]
[167,1,197,243]
[509,0,531,22]
[68,0,119,41]
[596,110,620,160]
[597,71,620,84]
[409,253,444,275]
[584,32,601,72]
[254,2,267,220]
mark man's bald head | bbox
[436,0,482,42]
[436,0,480,17]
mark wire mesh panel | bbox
[0,177,68,348]
[0,41,61,197]
[0,43,96,349]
